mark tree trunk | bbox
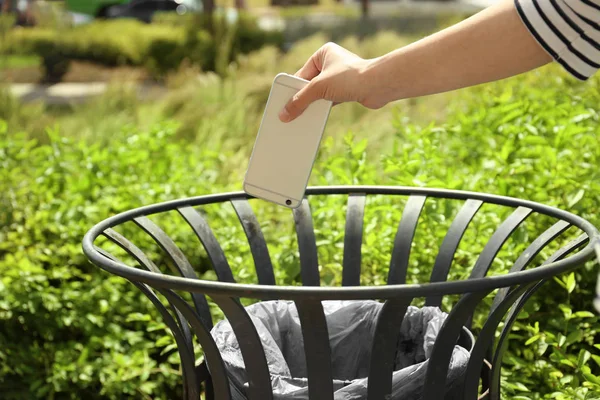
[2,0,13,13]
[235,0,246,10]
[361,0,369,19]
[204,0,215,15]
[201,0,215,34]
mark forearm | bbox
[363,0,552,104]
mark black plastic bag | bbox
[210,300,472,399]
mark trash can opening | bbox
[211,300,473,399]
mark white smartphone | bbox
[243,73,332,209]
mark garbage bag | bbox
[210,300,472,400]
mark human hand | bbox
[278,42,383,123]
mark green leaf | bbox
[525,334,541,346]
[155,335,173,348]
[567,189,585,208]
[560,358,576,368]
[566,272,576,294]
[583,373,600,385]
[566,330,583,346]
[512,382,531,392]
[578,350,591,368]
[573,311,595,318]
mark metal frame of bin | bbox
[82,186,600,400]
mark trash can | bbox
[82,186,600,400]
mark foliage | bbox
[0,15,16,54]
[3,13,283,81]
[1,33,600,400]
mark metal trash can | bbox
[82,186,600,400]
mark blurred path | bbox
[6,82,167,104]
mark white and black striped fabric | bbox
[515,0,600,80]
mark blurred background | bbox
[1,0,600,399]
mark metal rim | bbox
[82,186,600,300]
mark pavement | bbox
[5,82,167,104]
[7,82,109,104]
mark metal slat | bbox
[230,199,276,285]
[212,296,273,400]
[388,195,427,285]
[489,235,589,400]
[468,207,533,280]
[461,207,533,329]
[490,220,570,313]
[295,300,334,400]
[342,193,366,286]
[101,229,197,351]
[134,216,214,329]
[426,199,483,307]
[422,290,491,400]
[293,199,321,286]
[102,228,161,273]
[177,206,236,283]
[95,248,199,400]
[462,283,534,400]
[366,297,413,400]
[160,290,233,400]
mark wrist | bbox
[358,56,393,109]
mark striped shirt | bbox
[515,0,600,80]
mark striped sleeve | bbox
[515,0,600,80]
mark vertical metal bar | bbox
[102,228,161,273]
[489,234,588,400]
[422,290,491,400]
[490,220,570,313]
[342,193,366,286]
[177,206,236,283]
[468,207,533,280]
[101,229,197,354]
[462,283,535,400]
[95,248,199,400]
[387,195,427,285]
[134,283,200,400]
[134,216,214,329]
[230,199,277,285]
[426,199,483,307]
[292,199,321,286]
[366,297,413,400]
[211,296,274,400]
[295,299,334,400]
[160,290,233,400]
[479,220,570,397]
[461,206,532,329]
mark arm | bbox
[280,0,552,122]
[361,0,553,106]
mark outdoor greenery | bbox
[2,12,283,81]
[1,25,600,400]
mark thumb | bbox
[279,81,323,123]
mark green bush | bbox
[4,13,283,80]
[6,21,188,65]
[233,13,284,55]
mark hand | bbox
[278,42,383,123]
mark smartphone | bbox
[243,73,332,209]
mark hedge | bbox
[4,13,283,81]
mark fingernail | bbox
[279,108,290,122]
